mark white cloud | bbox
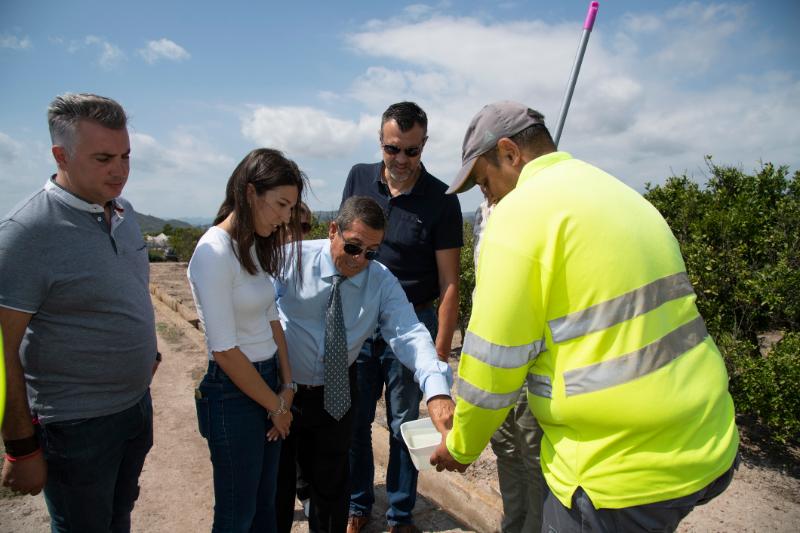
[130,131,232,175]
[124,130,236,216]
[241,106,368,159]
[59,35,124,68]
[138,38,190,64]
[84,35,125,69]
[333,2,798,203]
[0,133,54,214]
[0,132,23,164]
[0,34,31,50]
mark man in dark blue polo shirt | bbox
[341,101,462,533]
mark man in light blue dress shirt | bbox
[274,196,455,533]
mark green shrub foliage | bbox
[162,224,206,262]
[458,221,476,337]
[645,158,799,443]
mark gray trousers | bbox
[490,389,544,533]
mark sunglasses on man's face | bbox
[381,143,423,158]
[337,227,380,260]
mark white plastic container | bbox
[400,417,441,471]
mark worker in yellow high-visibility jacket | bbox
[431,101,739,532]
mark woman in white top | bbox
[188,148,306,533]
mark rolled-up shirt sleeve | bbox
[378,273,453,400]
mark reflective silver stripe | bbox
[462,331,545,369]
[549,272,695,343]
[456,378,520,410]
[527,374,552,398]
[563,316,708,396]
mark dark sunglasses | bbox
[381,143,423,157]
[337,227,379,260]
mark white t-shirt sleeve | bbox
[188,234,239,353]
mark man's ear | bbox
[496,138,522,167]
[328,221,337,240]
[52,146,68,169]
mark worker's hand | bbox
[426,395,454,434]
[1,452,47,495]
[430,440,470,473]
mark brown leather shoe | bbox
[388,525,421,533]
[347,515,369,533]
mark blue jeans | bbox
[349,306,437,526]
[196,358,282,533]
[39,389,153,533]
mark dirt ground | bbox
[1,262,798,532]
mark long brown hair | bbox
[214,148,307,278]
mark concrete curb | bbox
[370,422,503,532]
[149,286,504,533]
[149,283,201,329]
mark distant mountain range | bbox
[135,212,194,234]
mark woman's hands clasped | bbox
[266,389,295,441]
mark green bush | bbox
[163,225,206,262]
[725,333,800,443]
[148,249,165,262]
[306,216,330,239]
[645,158,799,444]
[458,221,476,337]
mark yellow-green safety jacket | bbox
[448,152,739,509]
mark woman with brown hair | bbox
[188,148,307,532]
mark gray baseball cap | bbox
[446,101,544,194]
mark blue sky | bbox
[1,1,798,220]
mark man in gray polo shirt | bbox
[0,93,159,532]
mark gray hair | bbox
[336,196,386,232]
[47,93,128,155]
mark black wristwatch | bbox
[281,382,297,393]
[155,351,163,362]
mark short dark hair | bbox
[213,148,308,277]
[47,93,127,155]
[336,196,386,232]
[483,109,554,166]
[380,101,427,134]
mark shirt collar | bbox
[318,241,368,288]
[518,151,573,187]
[374,162,430,197]
[44,175,125,217]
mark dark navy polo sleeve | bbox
[341,162,463,305]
